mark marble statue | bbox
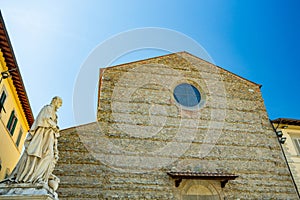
[1,96,62,193]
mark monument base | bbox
[0,195,53,200]
[0,183,58,200]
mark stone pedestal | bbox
[0,195,53,200]
[0,183,58,200]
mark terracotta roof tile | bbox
[272,118,300,126]
[167,171,238,180]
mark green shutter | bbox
[16,129,23,147]
[11,117,18,135]
[7,110,17,136]
[7,110,14,131]
[0,91,6,113]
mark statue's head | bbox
[51,96,63,110]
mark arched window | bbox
[183,184,219,200]
[179,180,222,200]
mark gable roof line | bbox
[102,52,174,69]
[101,51,262,88]
[61,121,97,132]
[181,51,262,88]
[0,11,34,126]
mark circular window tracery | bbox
[173,83,201,108]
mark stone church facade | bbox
[55,52,298,199]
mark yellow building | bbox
[0,12,34,180]
[272,118,300,193]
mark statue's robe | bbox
[8,105,58,184]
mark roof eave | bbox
[0,11,34,127]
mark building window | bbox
[179,180,221,200]
[16,129,23,147]
[4,168,10,179]
[0,90,6,113]
[182,184,220,200]
[173,83,201,107]
[293,138,300,155]
[7,110,18,136]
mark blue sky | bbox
[1,1,300,128]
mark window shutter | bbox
[0,91,6,113]
[7,110,15,130]
[11,117,18,136]
[16,129,23,147]
[7,110,17,136]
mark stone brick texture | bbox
[55,52,299,199]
